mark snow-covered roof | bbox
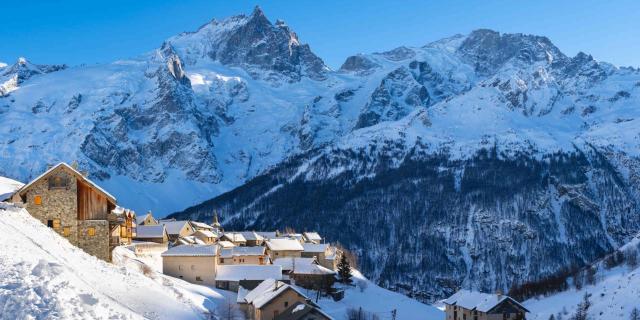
[177,236,206,245]
[255,231,277,239]
[215,265,282,282]
[161,220,191,235]
[239,231,264,241]
[0,176,23,201]
[303,232,322,242]
[273,257,335,275]
[275,302,332,320]
[443,290,528,312]
[242,279,308,309]
[190,221,214,230]
[220,246,266,258]
[266,239,304,251]
[237,286,251,303]
[302,243,329,253]
[217,240,236,248]
[161,244,218,257]
[16,163,116,202]
[192,230,218,238]
[135,225,166,239]
[222,232,247,243]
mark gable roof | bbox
[161,244,218,257]
[222,232,247,243]
[255,231,277,239]
[161,220,192,235]
[0,176,24,202]
[266,239,304,251]
[136,212,158,225]
[443,290,529,313]
[16,162,116,203]
[215,265,282,282]
[239,231,264,241]
[190,221,214,230]
[243,279,308,309]
[135,225,167,239]
[217,240,236,248]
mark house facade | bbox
[266,239,304,260]
[240,279,313,320]
[161,245,218,286]
[13,163,117,262]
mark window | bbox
[48,174,69,189]
[284,301,289,307]
[220,258,225,263]
[87,227,96,237]
[196,276,202,282]
[34,195,42,205]
[120,227,127,237]
[503,313,509,320]
[53,219,60,229]
[63,227,71,237]
[47,220,54,228]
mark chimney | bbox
[496,289,503,299]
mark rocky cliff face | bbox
[2,9,640,301]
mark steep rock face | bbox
[0,57,66,96]
[166,6,328,83]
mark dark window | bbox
[284,301,288,307]
[47,220,54,228]
[196,276,202,282]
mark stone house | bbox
[266,239,304,260]
[238,279,317,320]
[161,244,218,286]
[12,162,118,262]
[301,243,339,271]
[443,290,528,320]
[221,232,247,246]
[239,231,265,246]
[302,232,322,244]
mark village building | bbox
[11,162,118,262]
[443,290,528,320]
[134,225,169,244]
[218,240,236,248]
[274,302,332,320]
[273,257,336,290]
[266,239,304,260]
[190,221,215,232]
[191,229,219,244]
[215,265,283,292]
[109,207,137,246]
[161,244,218,286]
[221,232,247,246]
[301,243,339,271]
[161,220,195,242]
[256,231,278,240]
[219,246,269,265]
[302,232,322,244]
[136,211,158,226]
[239,231,265,246]
[175,235,207,246]
[238,279,317,320]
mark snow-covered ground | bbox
[0,203,234,319]
[0,176,22,201]
[524,236,640,319]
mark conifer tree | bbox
[338,254,352,284]
[630,308,640,320]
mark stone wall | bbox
[77,220,110,261]
[23,167,79,246]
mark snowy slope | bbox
[0,203,233,319]
[524,236,640,319]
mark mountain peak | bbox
[251,5,265,18]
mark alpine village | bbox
[2,162,527,320]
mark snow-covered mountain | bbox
[2,7,640,303]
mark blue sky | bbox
[1,0,638,69]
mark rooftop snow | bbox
[302,243,329,253]
[0,176,23,201]
[443,289,528,312]
[220,246,265,258]
[190,221,214,230]
[273,257,335,275]
[161,244,218,257]
[135,225,166,239]
[242,278,308,309]
[266,239,304,251]
[161,220,191,235]
[303,232,322,241]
